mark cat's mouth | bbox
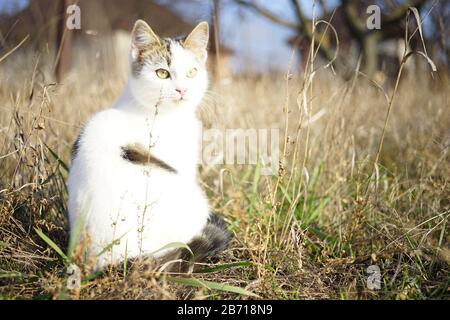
[174,95,187,103]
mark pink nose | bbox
[176,88,187,95]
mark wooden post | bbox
[55,0,73,82]
[212,0,221,83]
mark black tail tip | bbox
[160,212,232,272]
[194,212,232,260]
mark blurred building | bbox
[0,0,233,80]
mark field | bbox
[0,45,449,299]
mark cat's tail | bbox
[160,213,232,272]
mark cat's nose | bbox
[175,88,187,95]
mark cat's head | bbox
[128,19,209,112]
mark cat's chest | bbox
[122,116,188,148]
[119,113,199,173]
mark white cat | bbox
[68,20,229,270]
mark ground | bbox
[0,50,449,299]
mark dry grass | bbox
[0,41,449,299]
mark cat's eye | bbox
[156,69,170,79]
[187,68,197,78]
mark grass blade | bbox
[151,241,193,257]
[167,277,259,297]
[96,232,128,258]
[196,261,253,274]
[34,228,69,263]
[44,143,69,173]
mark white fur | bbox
[68,27,210,269]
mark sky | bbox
[0,0,28,14]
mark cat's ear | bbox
[131,20,161,61]
[184,21,209,61]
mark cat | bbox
[68,20,230,270]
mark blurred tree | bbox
[236,0,429,77]
[427,0,449,71]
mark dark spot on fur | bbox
[71,131,83,161]
[121,143,177,174]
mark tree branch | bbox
[317,0,330,16]
[384,0,427,25]
[342,0,367,36]
[290,0,307,24]
[289,0,314,37]
[235,0,298,28]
